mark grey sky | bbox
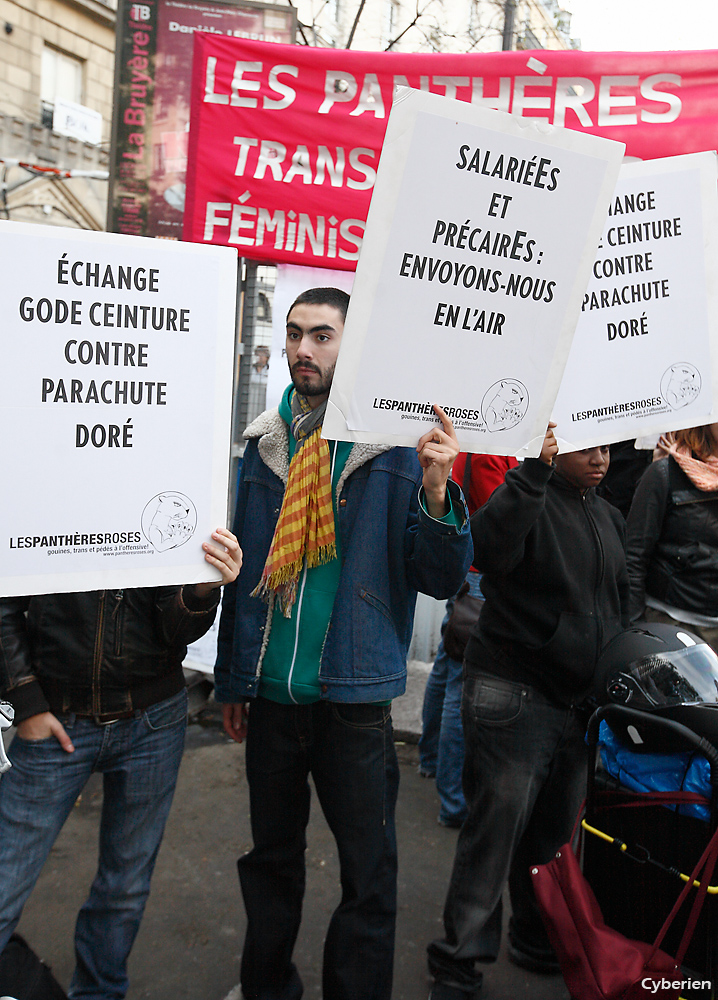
[566,0,718,51]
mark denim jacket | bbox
[214,408,472,704]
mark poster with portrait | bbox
[0,221,237,597]
[551,152,718,451]
[322,87,625,456]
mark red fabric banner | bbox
[183,39,718,270]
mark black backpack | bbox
[0,934,67,1000]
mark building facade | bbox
[292,0,575,53]
[0,0,575,233]
[0,0,114,228]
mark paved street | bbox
[13,694,569,1000]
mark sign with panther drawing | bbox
[551,152,718,451]
[322,88,624,456]
[0,221,237,596]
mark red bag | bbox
[532,808,718,1000]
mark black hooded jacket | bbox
[465,458,630,704]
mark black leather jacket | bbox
[0,587,219,724]
[626,456,718,620]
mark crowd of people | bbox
[1,284,718,1000]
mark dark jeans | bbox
[427,671,586,993]
[0,689,187,1000]
[239,696,399,1000]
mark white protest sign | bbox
[322,87,624,456]
[0,221,237,597]
[552,152,718,452]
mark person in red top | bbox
[450,454,519,515]
[419,452,518,826]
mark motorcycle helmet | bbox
[594,622,718,748]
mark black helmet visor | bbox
[609,642,718,709]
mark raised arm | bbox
[471,424,556,574]
[417,405,461,519]
[404,406,473,598]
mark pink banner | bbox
[183,38,718,270]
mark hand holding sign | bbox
[0,221,237,598]
[540,422,559,466]
[193,527,242,599]
[417,405,460,518]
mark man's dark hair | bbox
[287,286,349,323]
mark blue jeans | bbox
[0,689,187,1000]
[427,670,586,993]
[419,572,483,825]
[239,696,399,1000]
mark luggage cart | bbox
[584,704,718,999]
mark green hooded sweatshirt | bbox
[259,386,352,704]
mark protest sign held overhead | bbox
[183,36,716,269]
[552,152,718,451]
[321,87,624,456]
[0,221,237,597]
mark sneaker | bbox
[418,766,436,778]
[507,943,561,974]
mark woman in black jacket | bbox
[626,423,718,650]
[428,426,629,1000]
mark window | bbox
[257,292,272,322]
[41,46,84,106]
[385,0,399,40]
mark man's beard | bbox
[289,360,335,397]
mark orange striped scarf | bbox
[252,393,337,616]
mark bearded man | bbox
[215,286,472,1000]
